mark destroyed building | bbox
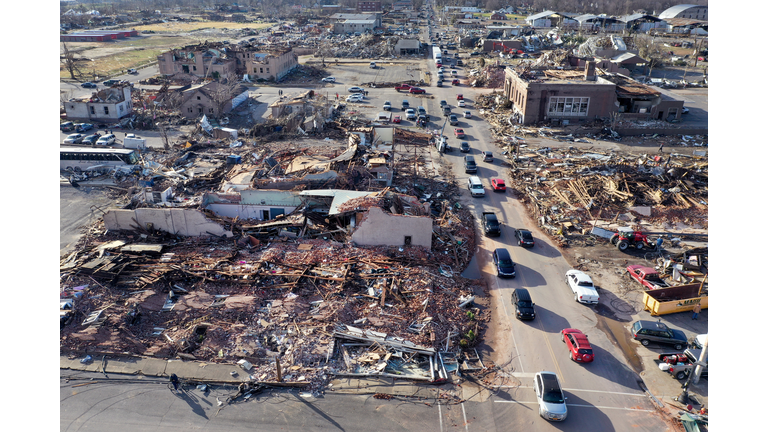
[64,84,133,122]
[503,55,683,125]
[179,82,250,119]
[157,44,238,80]
[157,41,299,83]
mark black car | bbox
[81,82,97,88]
[482,212,501,237]
[81,134,99,145]
[515,229,535,248]
[512,288,534,320]
[460,142,470,153]
[492,248,516,278]
[631,320,688,350]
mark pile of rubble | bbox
[501,145,708,243]
[60,227,484,390]
[315,34,398,58]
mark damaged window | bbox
[548,97,589,117]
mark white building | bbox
[64,85,133,122]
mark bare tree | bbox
[61,42,85,80]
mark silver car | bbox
[534,372,567,421]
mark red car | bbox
[393,115,401,123]
[491,178,506,191]
[561,329,594,363]
[456,94,464,100]
[409,87,426,94]
[454,128,465,138]
[436,62,442,68]
[452,79,460,85]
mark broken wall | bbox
[351,207,432,248]
[373,127,394,145]
[103,208,233,237]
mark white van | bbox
[467,176,484,197]
[369,61,377,69]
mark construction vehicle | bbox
[610,227,656,252]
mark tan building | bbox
[503,60,683,125]
[178,82,250,119]
[157,45,237,80]
[244,47,298,82]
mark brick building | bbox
[357,1,381,12]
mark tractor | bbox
[610,227,657,252]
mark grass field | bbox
[62,48,166,79]
[132,20,272,33]
[59,20,272,79]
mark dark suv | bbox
[631,320,687,350]
[492,248,516,278]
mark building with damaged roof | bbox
[157,44,237,80]
[178,81,250,119]
[503,57,683,125]
[63,84,133,122]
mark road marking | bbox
[497,384,646,397]
[564,404,655,412]
[438,401,443,432]
[535,319,564,383]
[461,402,469,432]
[493,400,654,412]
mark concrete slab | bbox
[461,254,481,279]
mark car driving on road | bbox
[492,248,516,278]
[561,329,594,363]
[347,86,365,93]
[534,372,568,421]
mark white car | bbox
[405,108,417,120]
[458,100,465,107]
[96,134,116,146]
[346,94,363,103]
[321,76,336,83]
[534,372,567,421]
[469,69,479,76]
[63,133,84,144]
[463,110,471,118]
[347,86,365,93]
[565,269,599,305]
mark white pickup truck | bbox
[565,270,599,305]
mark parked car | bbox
[383,101,391,111]
[63,133,84,144]
[75,123,93,132]
[409,87,426,94]
[565,270,599,305]
[81,82,97,88]
[681,106,689,114]
[60,121,75,132]
[631,320,688,350]
[102,79,120,86]
[470,51,482,56]
[514,228,535,248]
[463,110,471,119]
[347,86,365,93]
[491,178,505,191]
[346,94,363,102]
[127,68,139,75]
[81,134,99,145]
[492,248,516,278]
[454,128,465,138]
[392,115,401,123]
[561,329,593,362]
[460,142,470,153]
[439,100,447,107]
[321,76,336,83]
[96,134,116,145]
[405,108,417,120]
[534,372,568,421]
